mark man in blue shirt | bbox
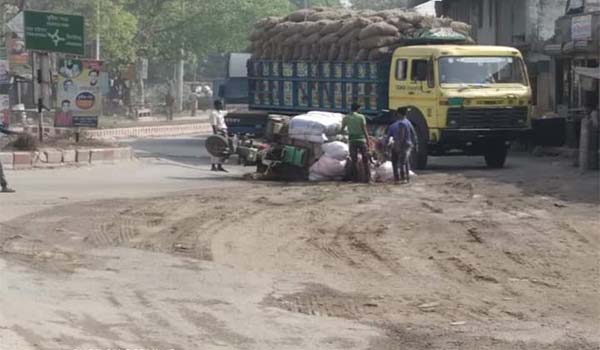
[383,107,417,183]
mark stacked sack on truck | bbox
[309,141,350,181]
[249,7,473,61]
[288,111,344,143]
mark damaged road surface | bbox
[0,155,598,349]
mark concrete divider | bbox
[63,150,76,163]
[13,152,33,169]
[0,147,135,170]
[83,123,212,139]
[76,149,91,164]
[21,122,212,140]
[43,150,63,164]
[0,152,14,170]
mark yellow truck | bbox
[246,44,532,169]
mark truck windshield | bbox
[439,56,526,86]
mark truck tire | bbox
[410,121,429,170]
[484,141,508,168]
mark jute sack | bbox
[319,32,339,45]
[286,9,313,22]
[339,27,361,44]
[302,21,323,36]
[368,47,391,60]
[293,45,303,60]
[319,45,330,60]
[355,49,369,61]
[321,20,344,35]
[359,34,401,50]
[302,32,322,45]
[359,22,399,40]
[308,11,340,21]
[255,17,280,30]
[328,44,340,61]
[311,44,321,60]
[301,45,312,60]
[284,33,303,46]
[338,44,350,61]
[368,16,385,23]
[451,21,471,35]
[338,19,357,37]
[249,29,265,41]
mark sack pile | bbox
[249,7,473,61]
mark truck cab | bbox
[390,45,531,168]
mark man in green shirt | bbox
[341,103,371,183]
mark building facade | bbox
[544,3,599,115]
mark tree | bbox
[15,0,309,70]
[289,0,343,8]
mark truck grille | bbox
[447,107,528,129]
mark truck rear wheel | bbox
[484,141,508,168]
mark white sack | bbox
[309,155,347,179]
[321,141,349,161]
[375,161,395,182]
[289,111,344,144]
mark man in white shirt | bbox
[209,100,228,172]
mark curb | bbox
[0,147,134,170]
[22,123,212,140]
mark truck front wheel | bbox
[411,124,429,170]
[484,141,508,168]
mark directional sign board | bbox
[24,11,84,55]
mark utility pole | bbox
[175,0,184,113]
[96,0,100,60]
[33,52,50,142]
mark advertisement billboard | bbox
[56,58,102,127]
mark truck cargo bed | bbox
[248,60,390,117]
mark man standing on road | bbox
[384,107,417,183]
[165,92,175,121]
[190,91,198,117]
[341,103,371,183]
[0,160,14,193]
[209,100,228,172]
[0,122,15,193]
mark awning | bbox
[574,66,600,80]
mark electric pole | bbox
[175,0,184,113]
[96,0,100,60]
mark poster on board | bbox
[56,59,102,127]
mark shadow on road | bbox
[427,153,599,205]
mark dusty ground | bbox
[0,154,598,349]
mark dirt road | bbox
[1,154,598,349]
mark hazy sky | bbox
[414,0,437,15]
[343,0,438,14]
